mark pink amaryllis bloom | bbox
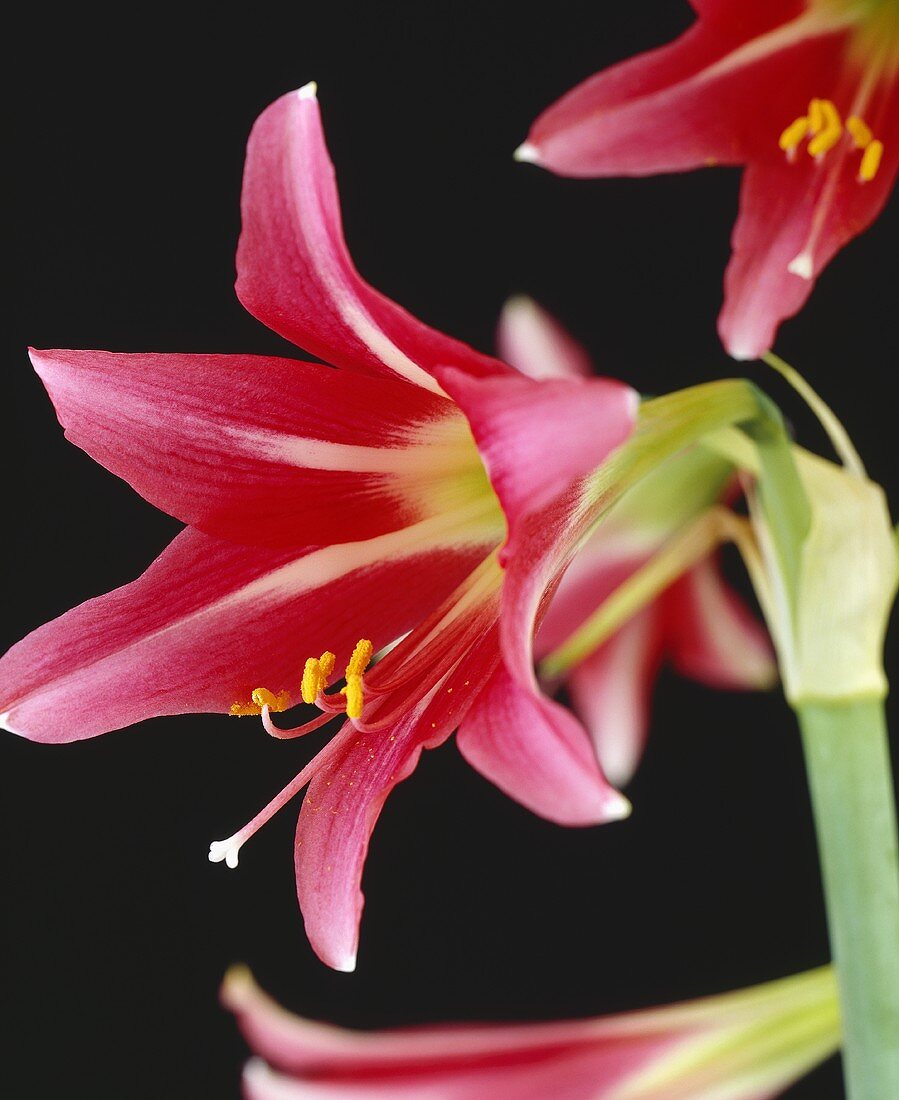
[517,1,899,359]
[223,964,840,1099]
[0,85,639,971]
[498,298,776,787]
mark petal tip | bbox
[297,81,319,101]
[0,710,22,736]
[513,141,540,164]
[787,252,814,280]
[220,964,255,1007]
[605,790,632,822]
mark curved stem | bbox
[797,698,899,1099]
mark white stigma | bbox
[209,836,243,869]
[298,81,318,101]
[787,251,814,279]
[513,141,539,164]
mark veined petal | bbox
[30,349,490,548]
[225,965,839,1100]
[437,367,637,532]
[236,85,508,392]
[567,611,665,789]
[522,10,847,177]
[457,663,630,825]
[663,557,777,690]
[719,111,899,358]
[296,561,504,971]
[0,511,496,742]
[496,297,593,381]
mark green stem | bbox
[797,698,899,1099]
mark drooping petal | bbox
[457,663,630,826]
[30,348,489,548]
[663,557,777,690]
[521,10,846,177]
[236,85,508,392]
[296,564,504,971]
[0,513,494,742]
[718,114,899,358]
[437,367,637,531]
[224,965,840,1100]
[496,297,593,381]
[567,611,665,789]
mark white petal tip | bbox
[606,793,633,822]
[787,252,814,280]
[297,81,318,101]
[0,710,18,734]
[209,838,241,869]
[332,952,358,973]
[513,141,540,164]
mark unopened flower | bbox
[518,1,899,359]
[223,964,839,1099]
[0,86,638,970]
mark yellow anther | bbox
[301,657,323,704]
[343,675,365,719]
[319,651,336,679]
[230,688,291,716]
[252,687,291,711]
[779,116,809,152]
[808,98,825,134]
[345,638,373,678]
[859,139,884,182]
[846,115,873,149]
[807,99,842,157]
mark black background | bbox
[5,3,898,1097]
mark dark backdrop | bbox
[6,3,898,1097]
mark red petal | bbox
[30,349,480,548]
[567,612,665,789]
[457,663,630,825]
[437,367,637,531]
[236,86,508,390]
[496,297,593,381]
[719,100,899,358]
[0,524,490,742]
[523,11,845,177]
[663,558,776,689]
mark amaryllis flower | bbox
[0,85,639,971]
[223,964,840,1099]
[498,298,776,786]
[517,1,899,359]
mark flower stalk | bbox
[797,698,899,1099]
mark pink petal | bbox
[236,86,508,391]
[718,102,899,358]
[566,612,665,789]
[663,558,777,690]
[522,12,845,177]
[30,348,479,548]
[496,298,593,381]
[226,965,838,1099]
[437,367,637,531]
[296,577,504,971]
[0,524,490,742]
[457,663,629,826]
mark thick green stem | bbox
[797,699,899,1099]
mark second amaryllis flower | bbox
[518,0,899,359]
[0,85,637,971]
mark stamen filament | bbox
[260,704,336,740]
